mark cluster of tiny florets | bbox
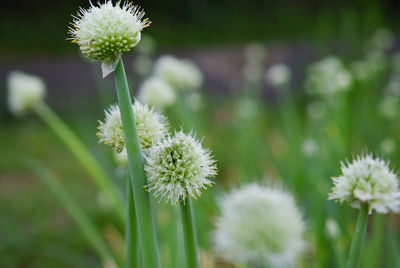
[138,76,176,110]
[97,100,168,152]
[7,71,46,115]
[214,184,305,268]
[153,56,203,91]
[69,1,150,61]
[144,131,217,204]
[329,154,400,214]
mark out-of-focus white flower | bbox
[386,77,400,96]
[329,154,400,214]
[380,139,396,155]
[69,1,150,62]
[144,131,217,204]
[379,96,399,119]
[325,219,340,239]
[234,97,258,121]
[265,63,292,88]
[351,51,388,82]
[154,55,203,91]
[214,184,305,267]
[307,100,327,120]
[69,1,150,77]
[368,28,395,52]
[7,71,46,115]
[138,76,176,110]
[306,56,353,99]
[97,100,168,152]
[243,61,264,83]
[244,42,267,62]
[302,138,318,157]
[242,43,267,84]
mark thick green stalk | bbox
[346,203,369,268]
[34,103,125,224]
[124,178,139,268]
[180,198,199,268]
[171,206,185,268]
[113,58,160,268]
[27,159,118,267]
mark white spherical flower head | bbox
[69,1,150,61]
[329,154,400,214]
[7,71,46,115]
[97,100,168,152]
[138,76,176,110]
[368,28,395,52]
[214,184,305,267]
[325,218,340,239]
[154,55,203,91]
[265,63,292,88]
[351,51,388,82]
[302,138,318,157]
[144,131,217,204]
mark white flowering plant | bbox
[214,184,305,268]
[144,131,217,204]
[69,1,150,77]
[8,2,400,268]
[97,100,168,152]
[329,154,400,214]
[7,71,46,115]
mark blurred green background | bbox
[1,0,400,267]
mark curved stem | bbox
[27,159,119,267]
[346,203,369,268]
[180,198,199,268]
[34,103,125,224]
[114,58,161,268]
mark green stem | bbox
[171,206,185,268]
[34,103,125,224]
[124,177,139,268]
[27,159,118,267]
[364,214,384,268]
[180,198,199,268]
[346,203,369,268]
[113,58,160,268]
